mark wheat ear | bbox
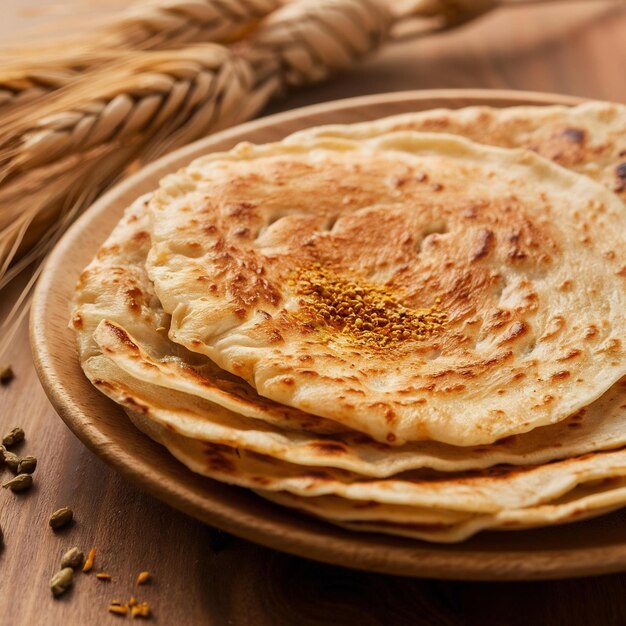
[0,0,283,111]
[0,45,278,269]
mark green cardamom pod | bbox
[2,450,20,473]
[50,568,74,597]
[17,456,37,474]
[2,473,32,492]
[49,507,74,529]
[2,427,25,448]
[61,547,84,569]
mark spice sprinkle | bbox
[292,264,446,346]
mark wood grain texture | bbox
[3,1,626,624]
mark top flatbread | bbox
[73,197,626,477]
[146,132,626,446]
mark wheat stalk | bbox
[0,0,508,112]
[0,0,283,112]
[242,0,393,87]
[0,44,279,267]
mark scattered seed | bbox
[2,427,24,448]
[49,507,73,530]
[129,596,138,607]
[131,602,151,619]
[2,473,32,492]
[61,547,84,569]
[50,567,74,597]
[17,456,37,474]
[109,604,129,616]
[83,548,96,572]
[0,364,14,385]
[2,449,20,473]
[96,572,112,581]
[136,571,151,585]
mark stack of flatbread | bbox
[71,101,626,542]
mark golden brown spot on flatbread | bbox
[558,349,582,362]
[104,321,139,352]
[124,396,148,415]
[124,286,143,312]
[471,229,495,262]
[497,321,528,346]
[550,370,571,381]
[530,126,588,166]
[353,501,380,510]
[132,230,149,242]
[309,441,348,455]
[202,443,236,473]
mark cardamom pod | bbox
[2,427,24,448]
[2,473,32,492]
[61,547,84,569]
[2,450,20,473]
[50,567,74,597]
[49,507,73,529]
[17,455,37,474]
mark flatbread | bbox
[124,407,626,515]
[71,195,344,435]
[336,497,625,543]
[286,101,626,203]
[96,318,626,476]
[146,132,626,445]
[261,480,626,542]
[127,407,626,543]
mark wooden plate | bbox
[31,89,626,581]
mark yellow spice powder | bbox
[291,264,446,346]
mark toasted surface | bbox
[125,407,626,517]
[287,101,626,202]
[262,480,626,541]
[95,319,626,475]
[77,200,626,476]
[128,409,626,542]
[71,196,344,435]
[146,133,626,445]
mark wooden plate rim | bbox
[31,88,626,581]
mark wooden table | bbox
[2,2,626,624]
